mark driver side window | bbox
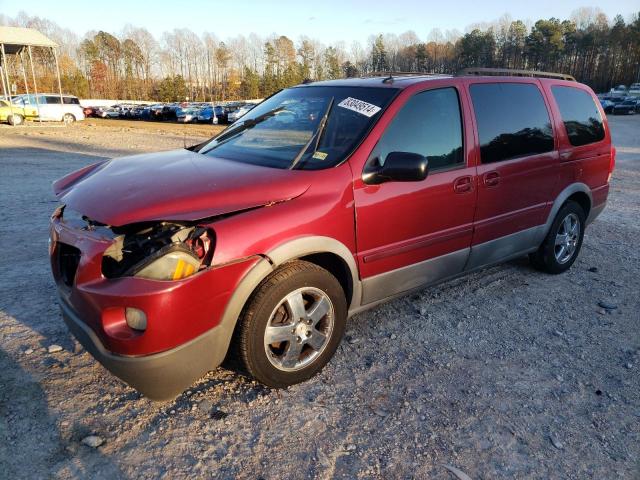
[369,87,464,172]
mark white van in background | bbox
[11,94,85,123]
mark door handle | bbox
[483,171,500,187]
[453,175,473,193]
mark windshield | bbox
[198,86,398,170]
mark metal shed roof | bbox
[0,26,58,54]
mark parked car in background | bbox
[628,83,640,97]
[599,98,614,113]
[50,71,614,400]
[197,105,214,123]
[612,98,639,115]
[215,105,229,124]
[150,104,164,120]
[227,104,255,123]
[99,107,120,119]
[162,104,180,121]
[220,103,245,124]
[138,106,152,121]
[116,105,135,118]
[609,85,628,98]
[12,94,85,123]
[0,99,28,125]
[197,105,223,124]
[177,107,200,123]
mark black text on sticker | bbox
[337,97,381,117]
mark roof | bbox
[300,69,578,89]
[0,26,57,55]
[14,92,77,97]
[298,74,453,89]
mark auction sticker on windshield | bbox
[337,97,381,117]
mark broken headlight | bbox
[102,222,213,281]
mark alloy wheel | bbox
[263,287,334,372]
[554,212,580,264]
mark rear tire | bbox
[530,200,585,274]
[63,113,75,124]
[8,114,24,126]
[229,260,347,388]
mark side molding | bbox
[466,225,544,270]
[360,248,469,305]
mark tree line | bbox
[1,8,638,102]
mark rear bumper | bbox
[60,296,228,401]
[586,201,606,225]
[586,183,609,226]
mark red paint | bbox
[54,149,312,226]
[50,75,611,360]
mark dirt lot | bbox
[1,116,639,480]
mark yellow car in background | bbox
[0,99,27,125]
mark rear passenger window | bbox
[370,87,464,172]
[551,86,605,146]
[45,96,61,104]
[470,83,554,163]
[63,97,80,105]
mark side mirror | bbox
[364,151,429,185]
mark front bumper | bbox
[50,214,263,399]
[60,296,228,400]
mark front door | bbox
[353,86,477,305]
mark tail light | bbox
[607,146,616,183]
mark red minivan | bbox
[50,70,614,400]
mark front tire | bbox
[8,114,24,126]
[230,260,347,388]
[530,200,585,274]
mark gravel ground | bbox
[0,116,638,480]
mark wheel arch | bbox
[543,183,592,238]
[212,237,361,366]
[266,236,360,311]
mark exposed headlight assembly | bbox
[102,222,213,281]
[133,245,201,281]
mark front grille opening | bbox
[57,243,81,287]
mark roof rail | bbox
[365,71,449,84]
[457,67,575,82]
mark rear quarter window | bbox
[470,83,554,163]
[551,86,605,146]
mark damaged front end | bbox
[53,205,215,284]
[50,203,264,400]
[101,221,214,282]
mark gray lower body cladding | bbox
[59,296,226,401]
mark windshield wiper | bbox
[289,97,334,170]
[199,106,286,153]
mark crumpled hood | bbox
[53,149,311,226]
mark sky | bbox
[1,0,638,43]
